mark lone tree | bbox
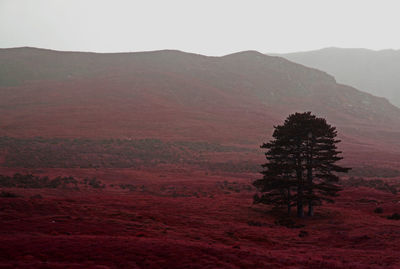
[253,112,350,217]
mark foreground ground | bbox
[0,168,399,269]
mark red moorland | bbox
[0,168,399,268]
[0,48,399,268]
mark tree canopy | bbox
[253,112,350,217]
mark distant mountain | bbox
[276,47,400,107]
[1,47,400,168]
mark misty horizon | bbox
[2,45,400,57]
[1,0,400,56]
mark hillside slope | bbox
[1,47,400,168]
[276,47,400,107]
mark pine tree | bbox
[253,112,350,217]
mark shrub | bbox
[0,173,78,189]
[298,230,309,237]
[247,221,267,227]
[119,184,136,191]
[274,216,305,229]
[84,177,105,189]
[374,207,383,214]
[0,191,19,198]
[387,213,400,220]
[343,177,398,194]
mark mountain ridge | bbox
[1,47,400,168]
[275,47,400,107]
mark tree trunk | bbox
[307,164,314,216]
[308,203,314,217]
[296,156,304,218]
[297,201,304,217]
[297,185,304,218]
[307,138,314,217]
[287,187,291,215]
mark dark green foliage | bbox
[0,173,78,189]
[298,230,309,237]
[0,191,19,198]
[387,213,400,220]
[342,177,398,194]
[247,221,268,227]
[348,166,400,178]
[0,173,107,190]
[374,207,383,214]
[274,216,305,229]
[82,177,105,189]
[253,112,350,217]
[119,184,136,191]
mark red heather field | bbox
[0,48,400,268]
[0,168,399,269]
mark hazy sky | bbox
[1,0,399,55]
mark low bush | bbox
[0,173,78,189]
[119,184,136,191]
[343,177,399,194]
[387,213,400,220]
[0,191,19,198]
[83,177,105,189]
[274,217,305,229]
[374,207,383,214]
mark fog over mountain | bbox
[276,48,400,107]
